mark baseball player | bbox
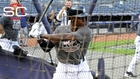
[30,5,93,79]
[0,16,20,52]
[124,14,140,77]
[0,0,27,58]
[0,0,20,52]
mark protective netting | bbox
[0,0,140,79]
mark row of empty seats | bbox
[0,0,139,15]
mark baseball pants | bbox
[53,59,93,79]
[0,38,19,52]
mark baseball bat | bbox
[32,0,53,34]
[86,0,98,24]
[38,0,53,23]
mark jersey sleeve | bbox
[0,16,6,27]
[72,27,91,42]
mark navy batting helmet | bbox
[67,5,88,17]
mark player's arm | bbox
[40,33,76,41]
[37,39,55,52]
[37,33,76,52]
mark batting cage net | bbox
[0,0,140,79]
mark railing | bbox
[89,20,139,34]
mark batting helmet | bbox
[67,5,88,17]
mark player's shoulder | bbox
[78,26,91,34]
[0,16,12,23]
[79,26,91,30]
[54,25,70,33]
[0,16,9,20]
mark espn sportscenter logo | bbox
[3,3,27,20]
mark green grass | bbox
[88,40,135,55]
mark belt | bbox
[70,59,85,65]
[70,61,81,65]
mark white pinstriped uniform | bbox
[53,59,93,79]
[126,15,140,72]
[0,38,19,52]
[127,35,140,72]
